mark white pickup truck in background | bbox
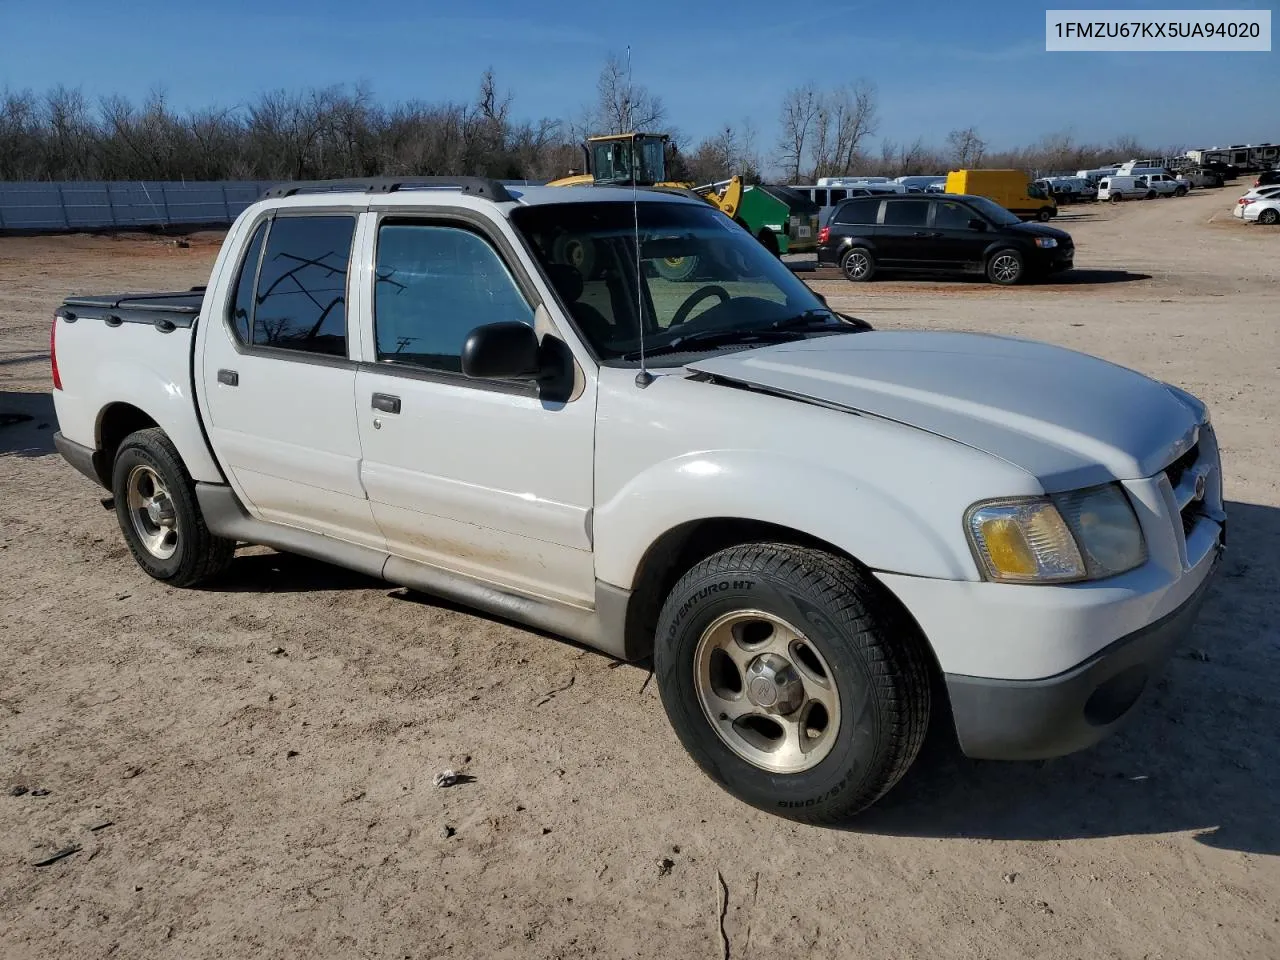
[50,177,1226,822]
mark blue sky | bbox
[2,0,1275,159]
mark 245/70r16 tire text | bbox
[654,543,932,824]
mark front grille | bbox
[1164,442,1199,490]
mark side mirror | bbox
[461,322,541,381]
[967,218,988,231]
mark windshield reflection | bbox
[512,201,845,363]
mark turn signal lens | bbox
[966,499,1085,583]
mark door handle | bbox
[217,369,239,386]
[371,393,401,414]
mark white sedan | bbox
[1238,197,1280,224]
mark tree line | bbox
[0,60,1177,186]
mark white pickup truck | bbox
[51,177,1226,822]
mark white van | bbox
[1097,176,1148,202]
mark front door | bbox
[927,198,990,269]
[198,211,384,548]
[353,215,596,606]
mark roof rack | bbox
[261,177,516,203]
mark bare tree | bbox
[828,82,878,175]
[946,126,986,168]
[594,52,665,133]
[776,83,820,183]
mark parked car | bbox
[1140,173,1191,197]
[50,176,1224,823]
[1234,190,1280,223]
[1097,176,1149,202]
[817,193,1073,284]
[1253,169,1280,188]
[1185,168,1224,188]
[944,169,1057,221]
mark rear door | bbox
[198,209,384,548]
[875,198,932,268]
[351,212,596,606]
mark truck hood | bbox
[686,331,1203,492]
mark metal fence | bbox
[0,181,274,232]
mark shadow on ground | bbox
[808,268,1151,287]
[0,390,56,457]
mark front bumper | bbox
[944,553,1221,760]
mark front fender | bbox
[592,450,978,589]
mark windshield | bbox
[964,196,1022,226]
[512,201,834,363]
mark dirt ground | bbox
[2,189,1278,960]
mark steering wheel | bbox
[670,285,731,327]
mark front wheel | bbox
[654,543,931,823]
[1174,187,1188,197]
[1037,208,1053,222]
[987,248,1024,285]
[112,427,235,586]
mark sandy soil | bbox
[1,191,1278,960]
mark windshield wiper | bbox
[767,308,840,330]
[620,327,801,361]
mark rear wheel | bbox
[1258,208,1279,225]
[1110,193,1122,204]
[112,428,234,586]
[986,248,1024,285]
[1146,190,1157,200]
[840,246,875,282]
[654,543,931,823]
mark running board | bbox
[195,483,635,660]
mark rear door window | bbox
[251,215,356,357]
[882,199,929,227]
[833,198,880,225]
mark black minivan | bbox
[817,194,1074,285]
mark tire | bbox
[1109,193,1122,204]
[1146,190,1157,200]
[1258,208,1279,225]
[986,248,1024,285]
[111,427,235,586]
[1174,187,1188,197]
[840,246,875,282]
[654,543,931,823]
[1037,208,1053,222]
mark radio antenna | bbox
[629,45,653,388]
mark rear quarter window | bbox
[833,198,880,225]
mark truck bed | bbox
[60,288,206,328]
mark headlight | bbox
[966,484,1146,584]
[1034,237,1058,248]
